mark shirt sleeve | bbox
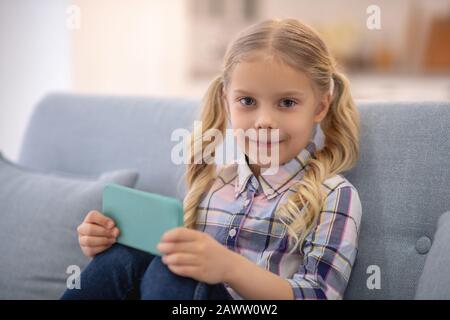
[285,185,362,299]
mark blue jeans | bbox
[60,243,233,300]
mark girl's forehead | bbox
[236,53,290,69]
[229,51,307,77]
[227,58,312,91]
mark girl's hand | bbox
[156,227,235,284]
[77,210,120,257]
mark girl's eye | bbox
[280,99,297,108]
[238,97,255,106]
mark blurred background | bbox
[0,0,449,161]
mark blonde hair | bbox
[183,18,360,254]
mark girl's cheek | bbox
[284,121,308,137]
[229,113,246,130]
[289,115,315,133]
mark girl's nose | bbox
[254,109,278,130]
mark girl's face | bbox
[222,54,331,172]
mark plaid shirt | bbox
[195,140,362,299]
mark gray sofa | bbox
[6,93,450,299]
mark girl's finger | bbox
[157,241,199,254]
[84,210,115,229]
[162,253,199,266]
[79,235,115,247]
[82,244,111,257]
[77,223,118,237]
[166,264,199,278]
[160,227,200,242]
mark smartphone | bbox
[102,183,184,255]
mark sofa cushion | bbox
[0,151,139,299]
[415,211,450,299]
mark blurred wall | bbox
[0,0,71,161]
[71,0,190,97]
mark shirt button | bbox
[244,199,251,206]
[228,228,237,237]
[267,189,275,195]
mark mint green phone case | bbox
[102,183,184,256]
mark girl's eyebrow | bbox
[233,89,305,97]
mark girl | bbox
[61,18,361,300]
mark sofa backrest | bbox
[18,93,200,200]
[343,100,450,299]
[18,93,450,299]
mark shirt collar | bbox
[234,140,317,200]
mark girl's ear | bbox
[313,93,331,123]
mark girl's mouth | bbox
[248,139,285,148]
